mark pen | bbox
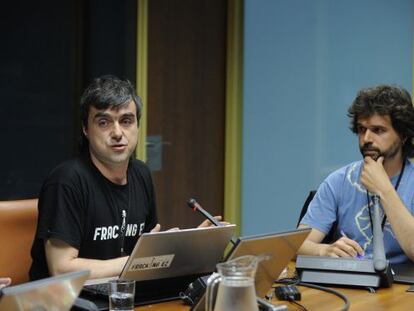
[340,230,364,259]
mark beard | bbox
[359,140,402,163]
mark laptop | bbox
[82,225,235,307]
[190,227,311,310]
[391,262,414,284]
[0,270,90,311]
[227,227,311,297]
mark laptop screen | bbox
[120,224,236,281]
[391,262,414,284]
[190,228,311,310]
[0,270,89,311]
[226,227,311,297]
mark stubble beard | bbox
[359,139,402,164]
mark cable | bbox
[298,282,350,311]
[276,277,300,285]
[289,299,307,311]
[276,276,350,311]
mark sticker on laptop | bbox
[129,254,175,271]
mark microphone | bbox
[371,194,387,272]
[187,198,237,245]
[187,198,222,227]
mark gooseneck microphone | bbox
[187,198,237,245]
[187,198,222,227]
[371,194,387,272]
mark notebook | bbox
[82,225,236,307]
[190,227,311,310]
[391,262,414,284]
[0,270,90,311]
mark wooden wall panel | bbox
[147,0,227,228]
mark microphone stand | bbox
[371,195,387,272]
[369,194,394,289]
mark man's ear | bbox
[82,125,88,138]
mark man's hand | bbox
[150,217,230,233]
[321,236,364,258]
[150,224,161,232]
[360,156,393,195]
[0,277,11,289]
[297,226,364,258]
[150,216,230,233]
[150,223,179,232]
[197,216,230,228]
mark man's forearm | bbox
[52,256,129,279]
[380,188,414,261]
[297,239,327,257]
[45,239,128,279]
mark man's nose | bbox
[363,129,373,143]
[111,123,123,139]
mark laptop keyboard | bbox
[83,283,110,296]
[81,274,209,307]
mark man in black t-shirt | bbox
[30,76,162,280]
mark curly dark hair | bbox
[348,85,414,158]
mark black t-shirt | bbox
[29,153,158,280]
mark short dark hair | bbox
[79,75,142,152]
[348,85,414,158]
[80,75,142,128]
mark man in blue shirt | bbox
[298,85,414,264]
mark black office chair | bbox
[297,190,336,244]
[296,190,317,228]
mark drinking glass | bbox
[108,279,135,311]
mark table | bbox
[137,260,414,311]
[138,281,413,310]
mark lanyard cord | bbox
[366,159,406,232]
[120,176,131,256]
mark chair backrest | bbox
[0,199,38,285]
[297,190,336,244]
[296,190,317,227]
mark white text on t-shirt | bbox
[93,223,141,240]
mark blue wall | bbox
[241,0,413,235]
